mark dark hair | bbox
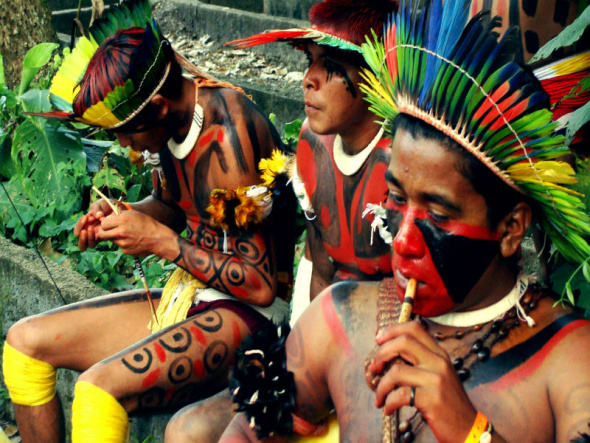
[392,113,526,229]
[73,27,183,125]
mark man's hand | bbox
[74,199,114,251]
[366,321,478,443]
[96,210,171,257]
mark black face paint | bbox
[415,218,499,303]
[324,58,357,98]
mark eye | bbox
[428,210,450,223]
[386,191,406,208]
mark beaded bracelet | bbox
[465,412,494,443]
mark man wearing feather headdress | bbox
[1,1,297,442]
[219,1,590,442]
[227,0,399,324]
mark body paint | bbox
[387,199,500,316]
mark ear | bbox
[150,94,169,120]
[497,202,532,258]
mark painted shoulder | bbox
[467,304,590,390]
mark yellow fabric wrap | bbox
[149,267,206,333]
[71,381,129,443]
[2,342,57,406]
[291,415,339,443]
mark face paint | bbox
[386,195,501,316]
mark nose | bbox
[303,62,320,90]
[393,208,425,257]
[116,133,132,148]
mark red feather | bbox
[25,111,75,120]
[226,30,310,49]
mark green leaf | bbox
[529,7,590,64]
[565,97,590,145]
[583,261,590,283]
[19,43,60,95]
[92,167,126,194]
[20,89,51,113]
[0,53,5,90]
[565,281,575,305]
[12,120,86,208]
[283,119,303,141]
[562,74,590,101]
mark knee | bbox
[6,316,47,359]
[165,404,233,443]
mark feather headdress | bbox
[360,0,590,264]
[30,0,170,129]
[226,0,398,54]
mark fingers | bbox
[370,322,447,376]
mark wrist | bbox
[464,412,493,443]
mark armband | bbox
[229,321,295,439]
[465,412,493,443]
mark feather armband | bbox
[229,322,296,439]
[206,149,294,232]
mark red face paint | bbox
[387,196,500,317]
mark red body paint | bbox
[191,326,208,346]
[217,130,224,143]
[487,320,589,391]
[321,293,352,350]
[142,368,161,389]
[193,359,206,379]
[153,342,167,363]
[199,130,215,147]
[232,320,242,349]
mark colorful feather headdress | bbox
[30,0,170,129]
[360,0,590,265]
[226,0,398,55]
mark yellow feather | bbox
[507,161,578,185]
[49,37,99,105]
[80,101,121,127]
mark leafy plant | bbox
[0,43,164,292]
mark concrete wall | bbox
[0,236,171,441]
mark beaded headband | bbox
[29,0,169,129]
[360,0,590,264]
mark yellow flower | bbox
[234,188,264,229]
[259,149,290,188]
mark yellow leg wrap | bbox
[291,415,339,443]
[72,381,129,443]
[2,342,56,406]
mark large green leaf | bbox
[565,97,590,145]
[529,6,590,64]
[12,119,86,208]
[20,89,52,114]
[18,43,59,95]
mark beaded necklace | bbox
[366,276,543,443]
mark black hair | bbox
[392,113,526,229]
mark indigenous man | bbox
[219,1,590,442]
[229,0,398,318]
[163,2,398,442]
[1,1,295,443]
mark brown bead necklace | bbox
[367,278,544,443]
